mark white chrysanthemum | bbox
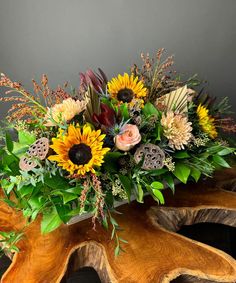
[45,98,87,126]
[161,111,192,150]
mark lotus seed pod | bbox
[19,137,49,171]
[19,157,37,171]
[134,143,165,170]
[27,137,49,160]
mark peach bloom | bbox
[115,124,141,151]
[44,98,87,126]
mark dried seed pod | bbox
[19,137,49,171]
[19,157,37,171]
[134,143,165,170]
[27,137,49,160]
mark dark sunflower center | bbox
[68,143,92,165]
[117,88,133,103]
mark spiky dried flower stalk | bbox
[217,117,236,133]
[131,49,181,102]
[91,174,105,230]
[33,74,71,106]
[0,73,47,121]
[79,179,90,211]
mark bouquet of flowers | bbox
[0,49,235,254]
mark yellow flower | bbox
[161,111,192,150]
[48,124,110,176]
[107,73,147,106]
[196,104,217,139]
[44,98,87,126]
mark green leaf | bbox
[52,191,78,204]
[55,205,71,223]
[2,198,16,208]
[119,237,128,244]
[44,174,70,190]
[115,245,120,257]
[151,181,164,190]
[103,152,123,173]
[19,185,34,197]
[174,151,190,159]
[173,163,191,184]
[1,179,15,194]
[164,174,175,193]
[136,183,144,203]
[218,148,235,156]
[102,216,109,230]
[41,207,63,234]
[119,103,129,120]
[143,102,159,117]
[154,124,162,141]
[212,155,231,168]
[206,145,224,155]
[190,168,201,182]
[12,142,28,157]
[5,132,13,153]
[105,191,114,208]
[111,227,115,240]
[18,131,36,145]
[67,207,81,217]
[110,216,118,227]
[119,175,132,201]
[65,186,83,195]
[28,195,45,210]
[31,210,39,221]
[152,189,165,204]
[146,168,168,176]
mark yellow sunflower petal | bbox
[48,124,110,176]
[197,104,218,139]
[107,73,147,106]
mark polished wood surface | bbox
[1,167,236,283]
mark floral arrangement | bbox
[0,49,235,255]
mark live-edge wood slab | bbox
[1,167,236,283]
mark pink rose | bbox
[115,124,141,151]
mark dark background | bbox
[0,0,236,118]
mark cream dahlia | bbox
[161,111,192,150]
[44,98,87,126]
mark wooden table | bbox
[1,167,236,283]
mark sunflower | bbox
[107,73,147,107]
[196,104,217,139]
[48,124,110,176]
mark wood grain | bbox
[0,167,236,283]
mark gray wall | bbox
[0,0,235,117]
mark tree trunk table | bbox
[1,167,236,283]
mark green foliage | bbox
[18,131,36,145]
[119,175,132,201]
[103,152,123,173]
[41,207,63,234]
[119,103,129,120]
[173,163,191,184]
[142,102,160,118]
[152,189,165,204]
[190,167,201,182]
[5,132,14,153]
[212,155,230,168]
[174,151,190,159]
[0,230,24,258]
[163,173,175,193]
[136,183,144,203]
[107,211,127,257]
